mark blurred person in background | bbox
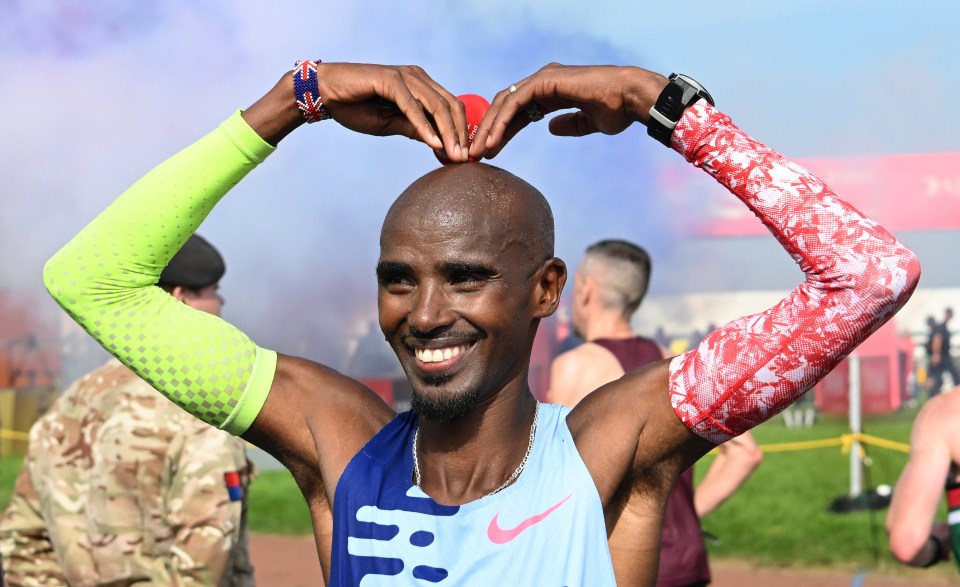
[927,308,958,398]
[549,239,762,587]
[887,385,959,571]
[0,235,256,586]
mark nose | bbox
[409,282,455,333]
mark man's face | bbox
[180,283,224,317]
[377,205,541,422]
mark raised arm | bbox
[694,431,762,517]
[473,64,920,500]
[43,62,470,481]
[662,99,919,445]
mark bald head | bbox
[381,163,554,270]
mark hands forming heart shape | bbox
[299,62,671,163]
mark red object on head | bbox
[434,93,490,165]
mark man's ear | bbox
[532,257,567,318]
[170,285,188,302]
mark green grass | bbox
[0,457,20,510]
[0,407,943,573]
[696,407,932,571]
[247,468,313,535]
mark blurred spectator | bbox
[0,235,256,586]
[548,239,762,586]
[927,308,958,398]
[886,386,959,570]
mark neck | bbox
[415,382,538,506]
[583,312,634,342]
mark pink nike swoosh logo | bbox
[487,493,574,544]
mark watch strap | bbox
[648,73,713,147]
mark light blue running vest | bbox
[329,403,616,586]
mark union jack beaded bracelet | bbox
[293,59,331,123]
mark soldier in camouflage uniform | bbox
[0,235,256,586]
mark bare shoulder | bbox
[913,390,960,437]
[912,390,960,457]
[552,343,611,370]
[549,346,581,376]
[566,358,708,504]
[245,353,396,489]
[274,353,396,421]
[566,358,670,444]
[574,341,628,365]
[550,343,619,383]
[549,343,625,406]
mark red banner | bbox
[688,152,960,236]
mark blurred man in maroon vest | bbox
[549,239,762,587]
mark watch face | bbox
[673,74,715,106]
[675,74,703,90]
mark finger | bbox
[470,73,539,159]
[482,113,536,159]
[548,111,601,137]
[419,76,469,158]
[402,67,468,161]
[383,72,444,150]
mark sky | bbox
[1,0,957,369]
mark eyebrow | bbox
[440,261,498,277]
[376,261,412,280]
[376,260,499,279]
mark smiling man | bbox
[377,163,555,424]
[44,61,920,585]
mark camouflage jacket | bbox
[0,360,256,586]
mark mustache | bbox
[400,326,488,344]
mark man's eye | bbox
[451,273,484,285]
[379,274,413,288]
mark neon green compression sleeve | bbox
[44,111,277,435]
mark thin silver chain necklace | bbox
[413,402,540,498]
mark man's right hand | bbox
[317,63,468,162]
[244,62,470,163]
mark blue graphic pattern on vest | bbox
[329,404,617,586]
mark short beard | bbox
[411,376,482,423]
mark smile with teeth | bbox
[415,344,470,363]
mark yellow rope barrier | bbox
[751,432,910,455]
[0,429,30,441]
[0,428,913,453]
[855,433,910,453]
[757,437,846,453]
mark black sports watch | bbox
[647,73,715,147]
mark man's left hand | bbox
[469,63,668,159]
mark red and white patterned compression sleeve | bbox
[667,102,921,444]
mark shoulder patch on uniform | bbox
[224,471,244,501]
